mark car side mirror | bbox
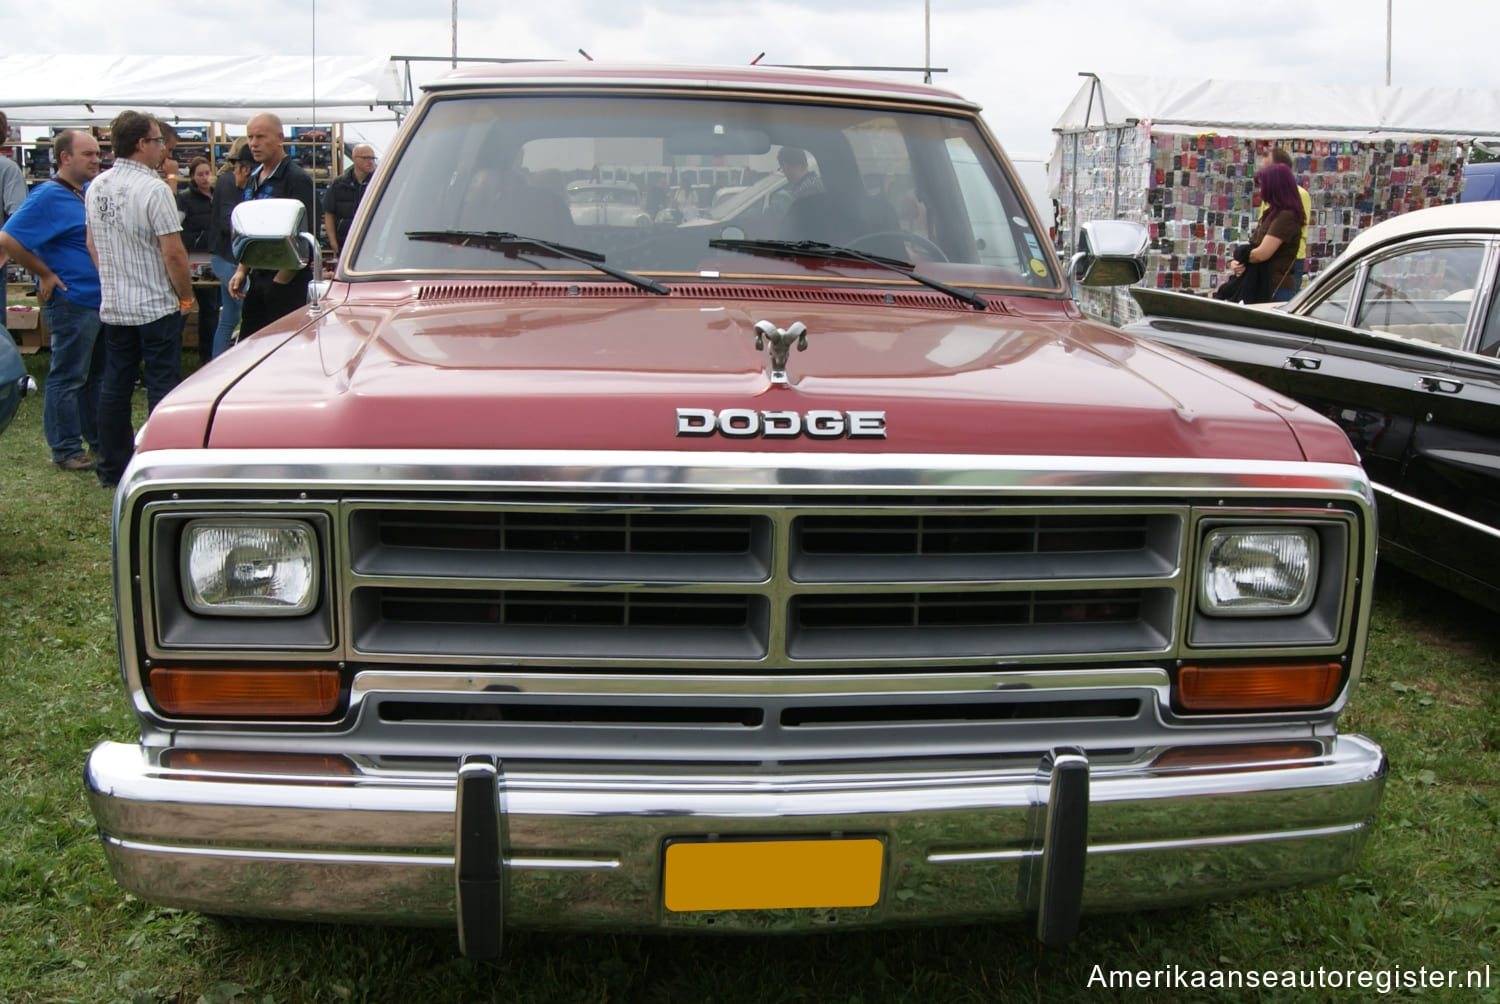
[1068,220,1149,288]
[231,199,319,272]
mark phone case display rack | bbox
[1054,125,1468,325]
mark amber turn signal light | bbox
[162,750,356,776]
[150,668,342,717]
[1177,662,1342,712]
[1152,741,1322,770]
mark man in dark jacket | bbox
[206,144,254,359]
[227,112,317,338]
[322,143,375,261]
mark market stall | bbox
[0,55,406,127]
[2,55,410,349]
[1052,74,1500,323]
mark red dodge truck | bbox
[86,63,1385,957]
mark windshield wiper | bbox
[707,238,989,311]
[406,230,669,295]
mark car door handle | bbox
[1418,377,1463,394]
[1286,356,1321,371]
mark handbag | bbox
[1214,244,1270,303]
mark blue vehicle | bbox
[1460,162,1500,202]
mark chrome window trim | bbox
[1340,236,1496,346]
[417,78,980,113]
[341,85,1053,293]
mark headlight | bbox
[1198,527,1317,617]
[181,520,319,616]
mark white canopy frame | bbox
[0,55,408,127]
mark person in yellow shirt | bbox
[1260,147,1312,292]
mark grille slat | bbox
[350,508,772,583]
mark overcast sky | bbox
[2,0,1492,158]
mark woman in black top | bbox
[178,157,215,251]
[177,156,219,355]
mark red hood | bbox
[143,286,1351,463]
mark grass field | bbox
[1,351,1497,1003]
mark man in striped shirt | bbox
[86,111,195,489]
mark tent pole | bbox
[1385,0,1392,85]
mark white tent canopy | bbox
[1055,74,1500,141]
[0,55,407,126]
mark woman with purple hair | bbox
[1228,163,1306,302]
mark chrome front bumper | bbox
[87,736,1386,949]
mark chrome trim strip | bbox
[1373,481,1500,541]
[925,820,1370,864]
[103,837,617,872]
[119,450,1374,498]
[104,837,445,867]
[349,668,1172,698]
[507,852,618,870]
[1087,821,1369,855]
[928,848,1031,863]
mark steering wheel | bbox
[845,231,949,262]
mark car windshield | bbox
[348,92,1055,290]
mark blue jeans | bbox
[95,312,184,487]
[0,329,24,438]
[1292,259,1305,292]
[41,296,104,462]
[211,253,243,360]
[0,374,20,437]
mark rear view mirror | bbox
[231,199,319,272]
[666,128,772,157]
[1069,220,1149,288]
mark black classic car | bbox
[1127,202,1500,611]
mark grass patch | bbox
[1,355,1497,1002]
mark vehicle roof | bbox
[1339,201,1500,259]
[421,62,978,111]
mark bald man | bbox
[323,143,376,260]
[228,112,318,339]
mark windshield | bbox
[349,92,1055,290]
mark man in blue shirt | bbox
[0,129,104,470]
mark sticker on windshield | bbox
[1029,258,1048,277]
[1012,216,1031,227]
[1022,232,1044,260]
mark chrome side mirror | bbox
[230,199,319,272]
[1069,220,1149,288]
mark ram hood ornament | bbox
[753,320,808,385]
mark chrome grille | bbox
[344,500,1184,668]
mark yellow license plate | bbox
[663,837,883,912]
